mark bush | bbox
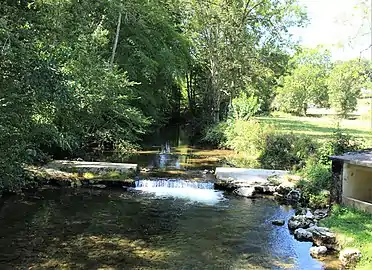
[229,92,260,120]
[224,119,272,156]
[202,122,228,147]
[297,158,332,207]
[317,128,361,164]
[258,133,317,170]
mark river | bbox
[0,124,338,269]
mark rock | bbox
[313,208,329,220]
[294,228,313,241]
[233,187,256,198]
[272,219,285,226]
[310,246,328,257]
[339,248,362,268]
[307,226,336,249]
[92,184,106,189]
[305,209,314,219]
[286,189,301,202]
[288,215,314,230]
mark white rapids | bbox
[134,179,224,205]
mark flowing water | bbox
[0,187,335,270]
[0,125,339,269]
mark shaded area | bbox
[0,189,330,269]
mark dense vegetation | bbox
[0,0,371,193]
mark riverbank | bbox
[321,206,372,269]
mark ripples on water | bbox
[0,186,333,270]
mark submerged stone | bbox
[272,219,285,226]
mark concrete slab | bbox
[215,167,288,183]
[49,160,138,173]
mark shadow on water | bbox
[0,189,338,269]
[93,124,234,178]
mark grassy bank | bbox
[321,206,372,270]
[257,114,372,143]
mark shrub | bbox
[258,133,317,170]
[308,191,330,209]
[297,158,332,207]
[317,128,361,164]
[202,122,228,147]
[224,119,272,156]
[229,92,260,120]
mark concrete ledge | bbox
[49,160,138,173]
[215,168,288,183]
[343,196,372,213]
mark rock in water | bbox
[288,215,314,230]
[233,187,256,198]
[294,228,313,241]
[310,246,328,257]
[307,226,336,249]
[272,219,285,226]
[339,248,362,268]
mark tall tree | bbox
[275,48,332,115]
[327,59,370,118]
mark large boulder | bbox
[233,187,256,198]
[339,248,362,268]
[294,228,313,241]
[307,226,337,249]
[310,246,328,257]
[288,215,314,230]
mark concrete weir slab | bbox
[49,160,138,173]
[215,167,288,183]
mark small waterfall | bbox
[135,179,214,189]
[134,179,223,205]
[160,142,171,154]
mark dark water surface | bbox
[0,188,334,270]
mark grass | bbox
[321,205,372,270]
[257,114,372,143]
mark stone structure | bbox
[330,149,372,213]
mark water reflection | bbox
[0,189,331,269]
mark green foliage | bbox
[202,122,228,147]
[275,48,332,115]
[317,128,361,164]
[297,158,332,207]
[230,93,260,120]
[327,60,370,118]
[258,133,317,170]
[224,119,272,157]
[321,205,372,269]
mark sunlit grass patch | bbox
[321,205,372,269]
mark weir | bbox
[134,179,223,205]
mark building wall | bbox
[343,163,372,212]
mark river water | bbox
[0,187,334,270]
[0,124,338,269]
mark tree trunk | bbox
[110,12,122,68]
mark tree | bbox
[182,0,307,125]
[275,48,332,115]
[327,59,370,118]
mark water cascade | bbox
[134,179,224,205]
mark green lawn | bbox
[321,206,372,270]
[257,114,372,143]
